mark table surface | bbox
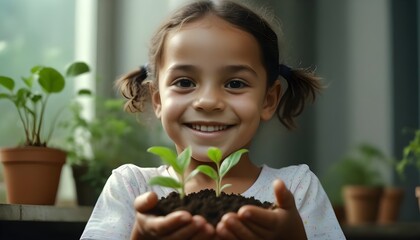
[0,203,93,222]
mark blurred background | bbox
[0,0,419,222]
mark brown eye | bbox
[174,78,195,88]
[225,80,246,89]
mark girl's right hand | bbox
[130,192,215,240]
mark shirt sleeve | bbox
[290,165,346,240]
[80,164,147,240]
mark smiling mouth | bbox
[187,124,232,132]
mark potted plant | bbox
[60,97,157,206]
[145,146,274,227]
[323,143,402,225]
[396,129,420,211]
[0,62,90,205]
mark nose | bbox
[192,87,225,112]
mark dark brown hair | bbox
[115,0,322,129]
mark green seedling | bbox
[196,147,248,197]
[147,146,198,199]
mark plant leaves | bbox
[220,183,232,192]
[178,146,192,174]
[207,147,222,164]
[37,67,65,93]
[220,149,248,178]
[148,176,181,189]
[78,89,92,96]
[21,76,34,88]
[66,61,90,77]
[147,146,181,173]
[0,76,14,91]
[185,168,201,182]
[196,165,218,181]
[0,93,11,99]
[31,65,43,74]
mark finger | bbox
[237,205,279,233]
[139,210,192,237]
[273,179,295,209]
[160,215,207,240]
[134,192,158,212]
[216,221,238,240]
[190,215,216,240]
[218,212,258,240]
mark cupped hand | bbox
[216,179,307,240]
[130,192,215,240]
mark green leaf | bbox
[0,76,14,91]
[31,65,43,74]
[147,146,181,173]
[77,89,92,96]
[66,62,90,77]
[196,165,218,180]
[16,88,30,106]
[186,168,201,182]
[37,67,65,93]
[178,146,192,173]
[21,76,33,88]
[220,183,232,192]
[0,93,11,99]
[148,176,181,189]
[31,94,42,103]
[207,147,222,164]
[220,149,248,178]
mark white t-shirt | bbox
[81,164,345,240]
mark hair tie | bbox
[135,64,149,83]
[278,64,292,81]
[279,64,295,97]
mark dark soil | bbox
[147,189,274,227]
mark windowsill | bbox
[0,203,93,222]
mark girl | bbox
[81,0,345,239]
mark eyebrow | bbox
[167,64,258,77]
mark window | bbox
[0,0,76,203]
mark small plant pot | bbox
[147,189,274,227]
[377,187,404,224]
[0,147,66,205]
[416,186,420,212]
[71,164,99,206]
[343,185,383,225]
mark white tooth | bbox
[208,126,215,132]
[202,125,207,131]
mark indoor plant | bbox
[396,129,420,211]
[61,97,157,206]
[322,143,400,225]
[146,146,273,227]
[0,61,90,205]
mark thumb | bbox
[273,179,295,210]
[133,191,158,212]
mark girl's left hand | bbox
[216,179,307,240]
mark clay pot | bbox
[343,185,383,225]
[0,147,66,205]
[416,186,420,212]
[377,187,404,224]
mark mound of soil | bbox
[147,189,274,227]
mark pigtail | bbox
[278,64,323,129]
[115,65,151,113]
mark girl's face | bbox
[153,14,280,161]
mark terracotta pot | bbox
[343,185,383,225]
[416,186,420,212]
[0,147,66,205]
[377,187,404,224]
